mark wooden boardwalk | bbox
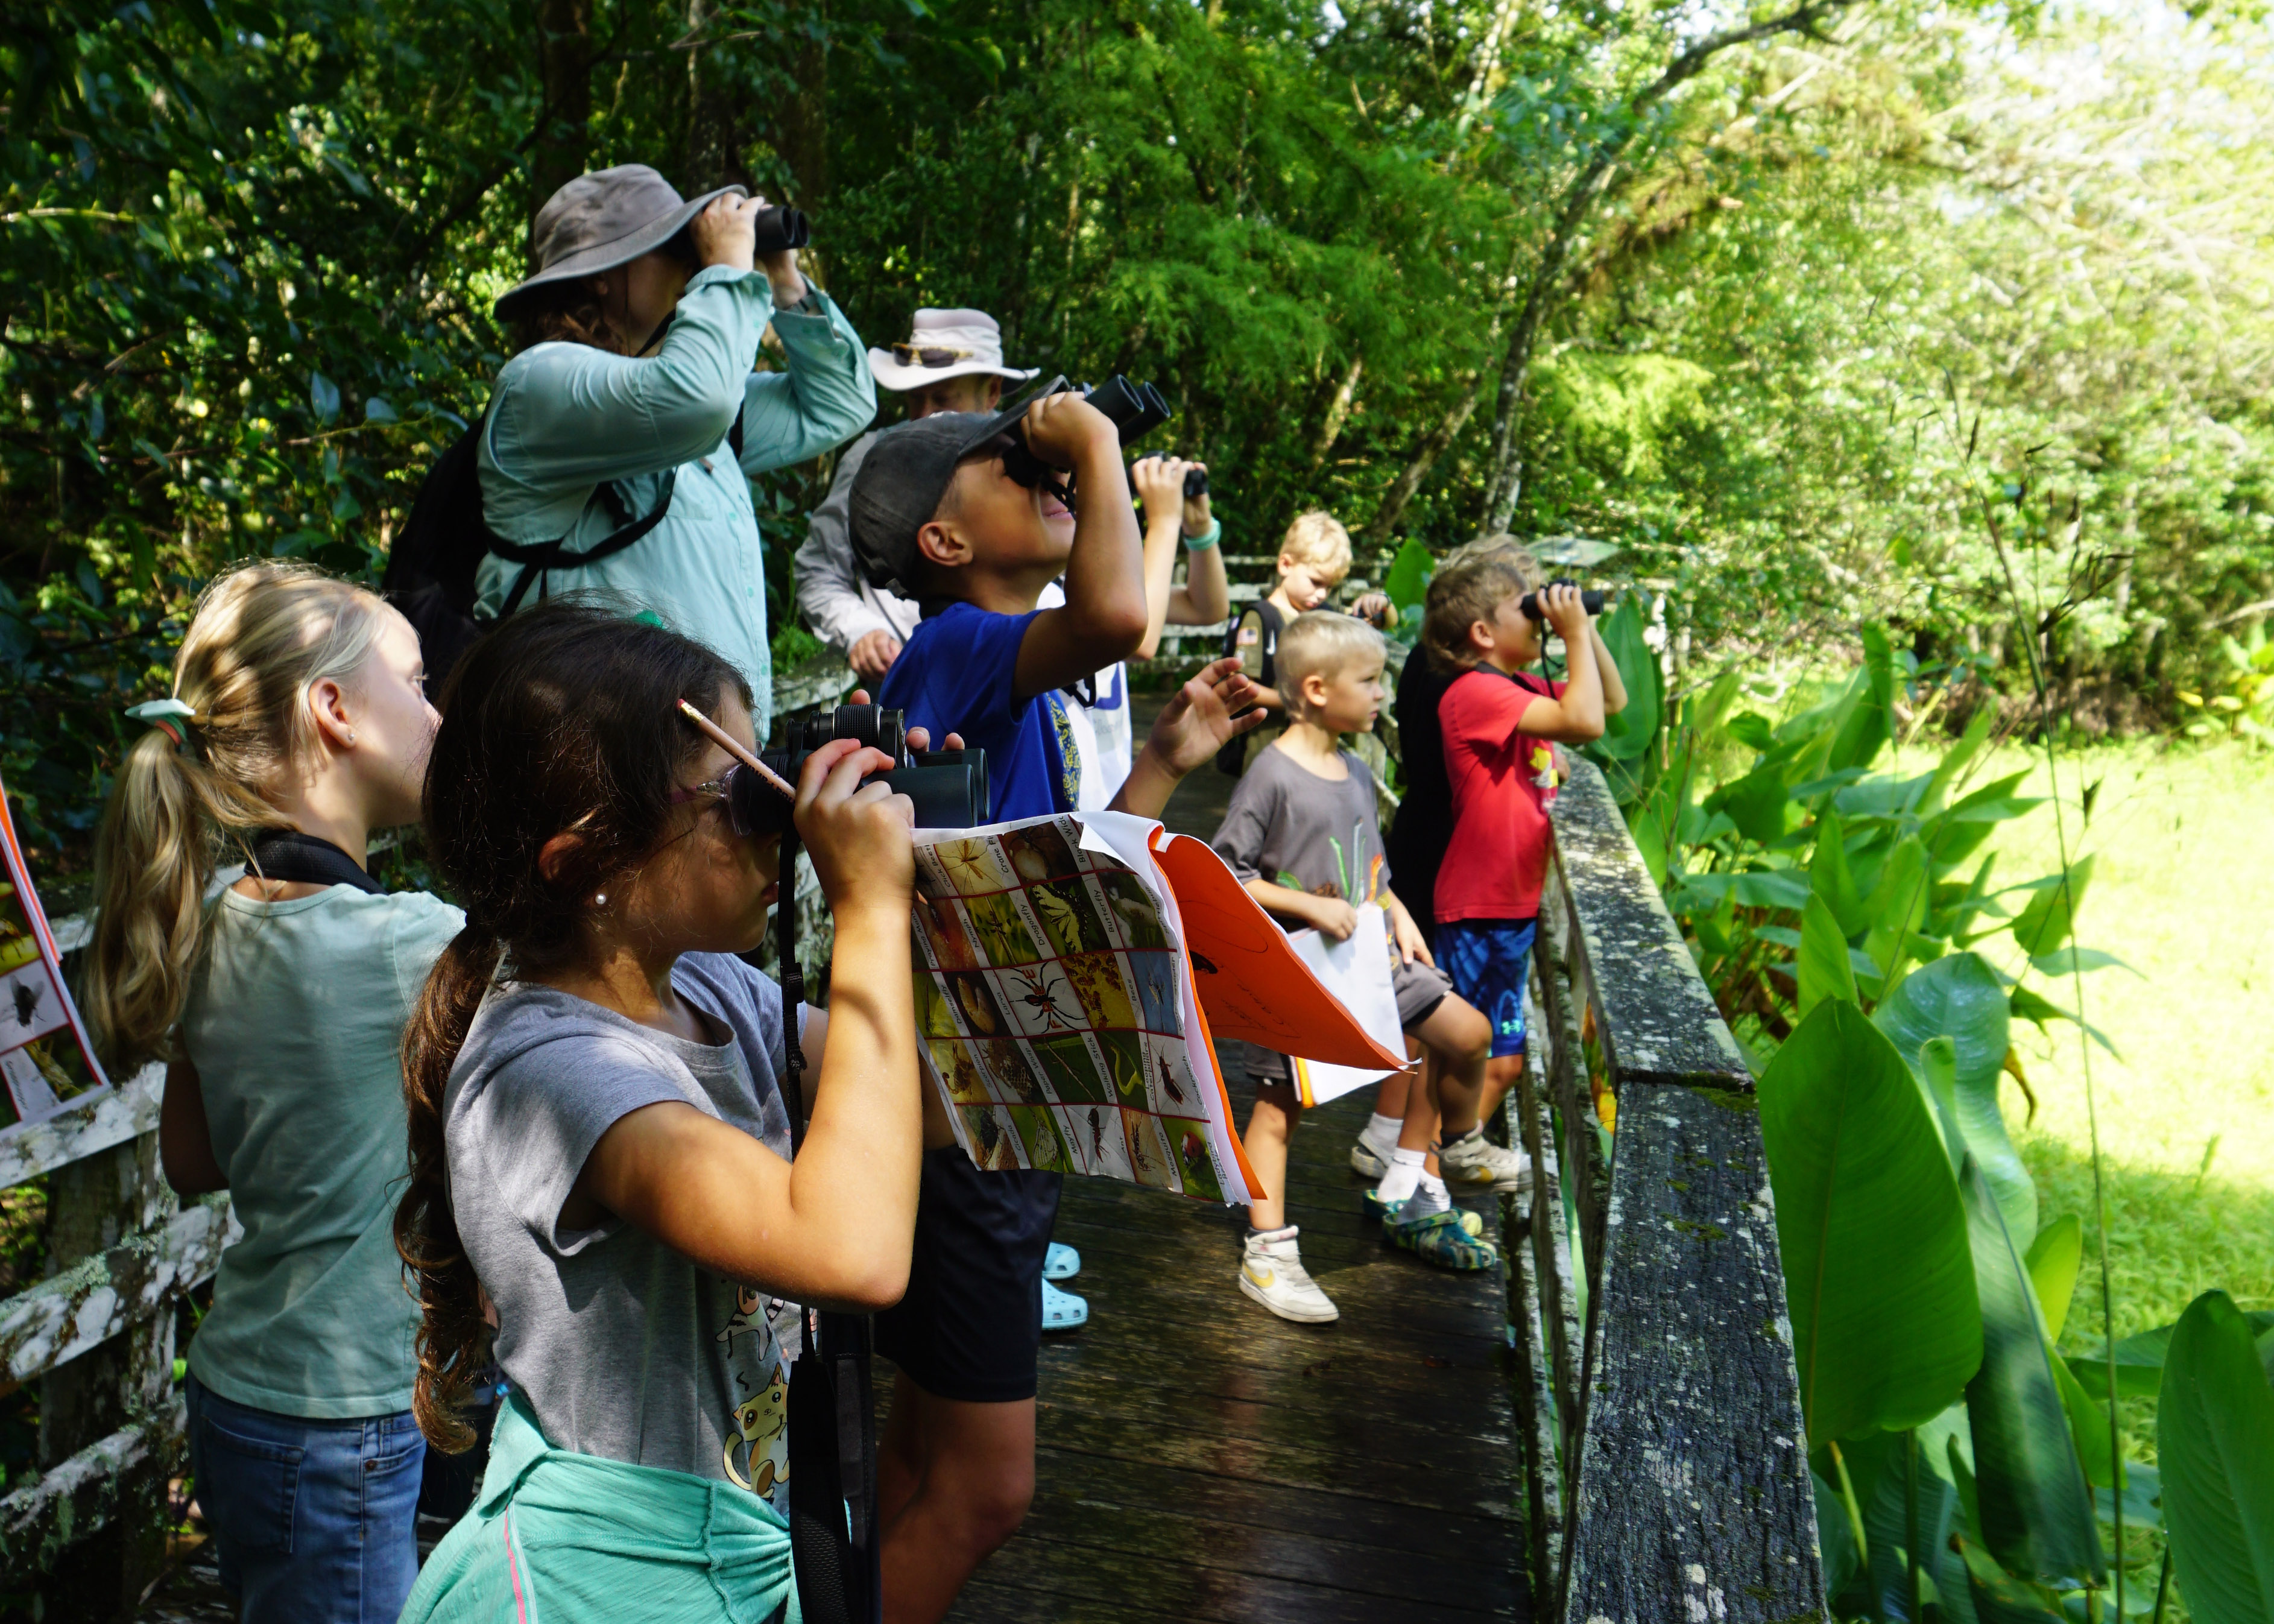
[931,1081,1527,1624]
[932,703,1527,1623]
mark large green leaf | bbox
[1875,953,2034,1247]
[2012,856,2094,957]
[2159,1291,2274,1624]
[1924,704,1998,815]
[1810,809,1869,935]
[1594,592,1661,761]
[1759,1000,1981,1444]
[1864,834,1931,988]
[1708,760,1795,844]
[1960,1157,2103,1590]
[2024,1216,2082,1344]
[1798,893,1859,1017]
[1828,622,1898,773]
[1383,537,1434,615]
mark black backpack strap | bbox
[728,402,745,463]
[244,830,385,895]
[492,470,680,618]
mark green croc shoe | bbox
[1385,1209,1500,1271]
[1363,1189,1486,1236]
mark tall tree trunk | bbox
[1368,372,1484,542]
[529,0,595,249]
[771,6,830,209]
[1477,0,1850,531]
[1308,354,1365,469]
[681,0,742,192]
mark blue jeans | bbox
[185,1373,426,1624]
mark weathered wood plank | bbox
[0,1196,235,1389]
[1503,1170,1564,1613]
[1548,764,1749,1092]
[1559,1084,1825,1624]
[0,1394,183,1576]
[0,1064,163,1193]
[1510,1013,1581,1474]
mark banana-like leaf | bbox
[1916,1037,1967,1167]
[1924,704,1998,815]
[1961,1157,2103,1590]
[1593,593,1661,761]
[1798,893,1858,1017]
[2024,1216,2082,1344]
[1760,1001,1981,1444]
[2050,1347,2119,1489]
[2012,856,2094,956]
[1829,623,1898,773]
[1953,1536,2070,1623]
[1813,1467,1862,1603]
[2158,1291,2274,1624]
[1866,1437,1957,1622]
[1865,834,1931,988]
[1810,809,1869,935]
[1876,953,2035,1247]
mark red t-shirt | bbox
[1434,668,1565,923]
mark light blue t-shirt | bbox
[182,885,464,1419]
[475,270,876,741]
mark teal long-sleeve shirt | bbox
[475,265,876,739]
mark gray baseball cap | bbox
[496,165,744,320]
[848,376,1068,593]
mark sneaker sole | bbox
[1237,1271,1339,1324]
[1442,1166,1533,1196]
[1349,1142,1390,1180]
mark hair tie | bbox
[125,698,201,754]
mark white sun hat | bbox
[867,308,1039,393]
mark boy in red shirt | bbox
[1423,559,1628,1120]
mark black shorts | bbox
[874,1149,1062,1404]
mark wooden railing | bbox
[1507,760,1828,1622]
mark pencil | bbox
[675,701,797,801]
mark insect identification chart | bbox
[911,811,1401,1203]
[0,772,112,1133]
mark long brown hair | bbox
[84,563,391,1073]
[395,598,748,1449]
[508,228,700,355]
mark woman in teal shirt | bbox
[479,165,876,741]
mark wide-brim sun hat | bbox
[494,165,746,320]
[868,308,1040,393]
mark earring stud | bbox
[593,893,607,908]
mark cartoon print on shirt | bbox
[717,1283,792,1507]
[1527,739,1559,801]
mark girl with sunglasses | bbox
[395,600,925,1623]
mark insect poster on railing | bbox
[0,774,112,1134]
[909,811,1403,1204]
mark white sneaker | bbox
[1349,1122,1398,1179]
[1436,1127,1533,1195]
[1237,1228,1339,1324]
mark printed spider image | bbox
[1156,1052,1188,1107]
[1087,1106,1107,1164]
[1006,966,1079,1032]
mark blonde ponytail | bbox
[84,562,391,1073]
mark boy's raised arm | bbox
[1514,584,1610,743]
[1014,396,1148,699]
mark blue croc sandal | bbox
[1364,1189,1486,1236]
[1041,1278,1088,1332]
[1386,1209,1499,1272]
[1044,1241,1081,1281]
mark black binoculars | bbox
[736,705,990,835]
[751,205,810,255]
[1518,583,1608,623]
[1002,374,1173,498]
[1183,467,1209,499]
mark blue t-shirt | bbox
[880,601,1081,821]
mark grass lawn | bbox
[1962,738,2274,1351]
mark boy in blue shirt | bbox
[849,387,1260,1623]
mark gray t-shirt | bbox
[444,952,803,1512]
[1211,742,1394,920]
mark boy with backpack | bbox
[1218,510,1392,775]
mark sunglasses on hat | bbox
[890,343,978,368]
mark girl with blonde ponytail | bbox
[86,560,461,1624]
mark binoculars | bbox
[1518,583,1608,623]
[1003,374,1173,496]
[751,205,810,255]
[738,705,990,835]
[1183,467,1209,499]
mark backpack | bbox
[383,403,744,687]
[1214,598,1285,777]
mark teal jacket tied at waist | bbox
[401,1390,798,1624]
[476,265,875,741]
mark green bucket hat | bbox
[494,165,745,320]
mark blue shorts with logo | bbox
[1438,918,1539,1058]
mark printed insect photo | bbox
[943,970,1010,1040]
[960,1104,1023,1171]
[935,836,1013,897]
[1060,951,1136,1030]
[1128,950,1182,1035]
[1093,869,1169,952]
[1164,1119,1224,1203]
[1093,1029,1148,1106]
[1121,1108,1178,1193]
[962,891,1040,967]
[1028,1035,1111,1107]
[1008,1105,1070,1174]
[999,820,1079,885]
[1028,877,1110,958]
[913,895,978,971]
[996,962,1082,1038]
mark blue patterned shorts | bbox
[1437,919,1539,1058]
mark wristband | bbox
[1182,517,1222,551]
